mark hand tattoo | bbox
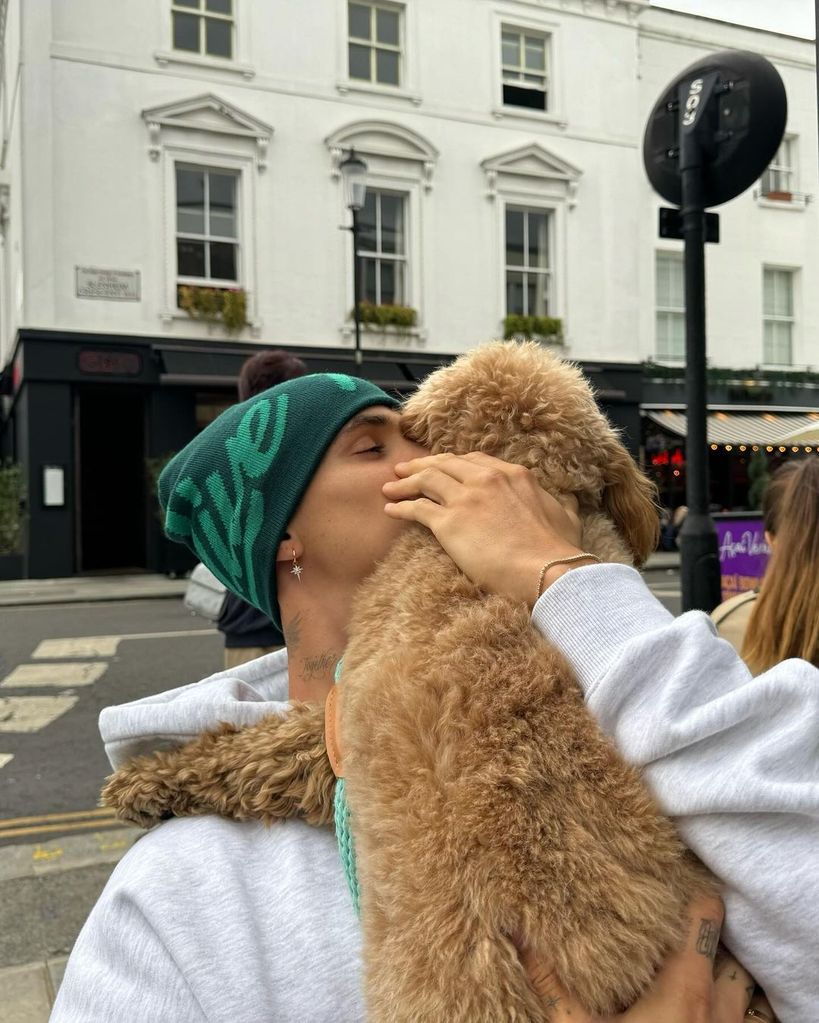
[695,918,720,959]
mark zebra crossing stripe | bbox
[0,663,108,689]
[0,753,13,770]
[33,636,121,659]
[32,630,216,661]
[0,695,79,733]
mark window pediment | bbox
[326,120,438,189]
[142,94,273,169]
[481,143,582,205]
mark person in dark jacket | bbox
[218,349,308,668]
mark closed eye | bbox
[357,443,385,455]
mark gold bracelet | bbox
[536,553,602,602]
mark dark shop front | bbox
[0,331,456,580]
[0,330,644,581]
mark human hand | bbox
[382,452,588,607]
[517,893,774,1022]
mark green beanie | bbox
[158,373,399,639]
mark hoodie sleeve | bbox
[50,871,207,1023]
[531,563,819,1023]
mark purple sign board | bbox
[713,514,771,601]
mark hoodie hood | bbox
[99,649,335,832]
[100,649,290,770]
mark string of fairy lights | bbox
[708,443,815,453]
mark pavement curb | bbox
[0,827,142,885]
[643,552,681,570]
[0,575,188,608]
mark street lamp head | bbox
[339,148,368,212]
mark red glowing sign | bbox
[650,449,685,467]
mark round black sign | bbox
[643,49,787,208]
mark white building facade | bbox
[0,0,817,576]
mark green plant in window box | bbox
[352,302,418,330]
[178,285,248,333]
[0,460,25,556]
[503,315,564,345]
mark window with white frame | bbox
[172,0,234,60]
[655,252,685,361]
[763,267,794,365]
[348,2,402,86]
[760,137,795,197]
[505,206,551,316]
[176,165,240,290]
[358,189,407,305]
[501,27,549,112]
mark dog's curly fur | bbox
[102,342,713,1020]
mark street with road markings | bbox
[0,598,221,845]
[0,569,680,847]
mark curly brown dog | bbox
[103,341,713,1021]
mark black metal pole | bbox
[351,208,363,376]
[678,93,722,613]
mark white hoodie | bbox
[52,565,819,1022]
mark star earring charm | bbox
[291,550,303,582]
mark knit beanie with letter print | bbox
[158,373,400,642]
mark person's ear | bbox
[764,530,775,549]
[276,533,303,565]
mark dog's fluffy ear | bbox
[601,443,660,567]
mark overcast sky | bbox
[650,0,815,39]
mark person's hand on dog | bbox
[383,451,588,607]
[518,893,772,1022]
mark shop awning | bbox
[778,421,819,444]
[645,409,819,446]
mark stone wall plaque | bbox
[76,267,141,301]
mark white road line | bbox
[0,754,14,770]
[0,662,108,689]
[0,695,78,733]
[32,636,120,659]
[32,629,217,660]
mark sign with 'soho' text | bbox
[714,515,771,600]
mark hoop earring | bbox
[290,550,303,582]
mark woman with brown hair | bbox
[713,457,819,672]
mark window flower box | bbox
[178,285,248,333]
[353,302,418,330]
[503,314,564,345]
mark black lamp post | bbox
[339,149,368,375]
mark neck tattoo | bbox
[301,650,339,681]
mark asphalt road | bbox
[0,572,681,847]
[0,598,221,845]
